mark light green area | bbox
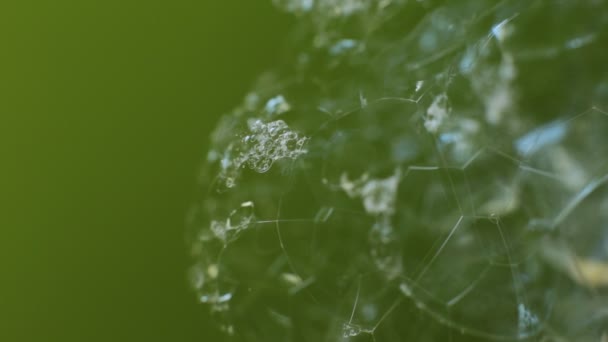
[0,1,289,341]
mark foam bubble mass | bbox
[189,1,608,341]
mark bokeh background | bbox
[0,1,291,341]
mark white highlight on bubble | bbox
[491,15,516,43]
[425,93,450,133]
[264,95,291,116]
[514,120,567,157]
[340,168,401,216]
[329,39,358,55]
[565,33,595,50]
[517,303,539,335]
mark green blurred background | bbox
[0,1,291,340]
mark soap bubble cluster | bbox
[210,118,308,189]
[189,1,608,341]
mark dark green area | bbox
[0,1,291,341]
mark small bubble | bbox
[361,304,377,322]
[207,264,219,279]
[342,322,362,337]
[189,266,205,290]
[243,92,260,111]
